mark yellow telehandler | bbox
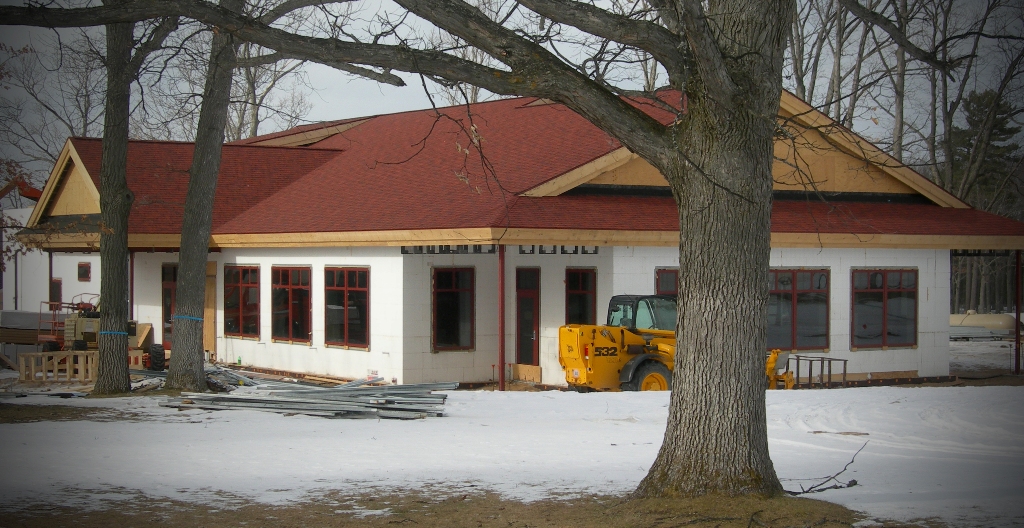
[558,295,677,391]
[558,295,794,391]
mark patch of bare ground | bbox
[0,402,148,423]
[917,374,1024,387]
[0,490,939,528]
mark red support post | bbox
[1015,250,1021,375]
[498,244,506,391]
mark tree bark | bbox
[633,1,789,498]
[92,8,134,395]
[165,0,242,391]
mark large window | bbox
[655,268,678,296]
[767,269,830,350]
[566,269,597,324]
[272,267,311,342]
[325,267,369,347]
[433,268,474,350]
[224,265,260,338]
[852,269,917,348]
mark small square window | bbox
[78,263,91,282]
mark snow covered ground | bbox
[1,345,1022,526]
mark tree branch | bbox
[837,0,954,74]
[128,16,180,74]
[678,0,736,106]
[514,0,687,81]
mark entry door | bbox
[516,268,540,365]
[203,262,217,361]
[161,264,177,349]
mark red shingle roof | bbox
[69,138,343,234]
[62,95,1024,243]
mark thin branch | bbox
[837,0,954,74]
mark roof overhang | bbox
[22,228,1024,251]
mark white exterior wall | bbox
[610,246,679,295]
[50,252,101,305]
[131,252,175,345]
[498,247,613,386]
[769,247,950,377]
[121,244,949,385]
[3,208,100,311]
[601,246,950,379]
[133,247,407,383]
[402,251,502,384]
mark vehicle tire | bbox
[623,361,672,391]
[149,344,165,371]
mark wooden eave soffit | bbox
[520,93,968,209]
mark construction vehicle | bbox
[558,295,795,391]
[38,294,158,368]
[559,294,677,391]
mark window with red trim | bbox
[566,269,597,324]
[78,262,91,282]
[433,268,474,350]
[272,267,310,342]
[325,267,369,347]
[767,269,829,350]
[655,268,678,295]
[852,269,917,348]
[224,265,259,338]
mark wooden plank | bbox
[204,270,217,360]
[511,364,542,383]
[0,352,17,370]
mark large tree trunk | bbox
[165,0,242,391]
[92,12,134,395]
[634,1,787,497]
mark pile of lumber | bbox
[161,374,456,419]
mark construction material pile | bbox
[161,371,456,419]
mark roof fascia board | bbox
[520,148,636,197]
[23,229,1024,251]
[248,119,369,147]
[771,233,1024,250]
[778,93,968,209]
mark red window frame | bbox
[325,267,370,348]
[565,268,597,325]
[851,269,918,348]
[655,268,678,296]
[224,265,260,338]
[78,262,91,282]
[432,268,475,351]
[272,266,311,343]
[767,269,830,351]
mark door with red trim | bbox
[516,268,540,366]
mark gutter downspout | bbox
[498,244,506,391]
[13,251,18,310]
[129,251,135,319]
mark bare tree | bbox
[0,35,105,183]
[12,0,1018,495]
[165,0,243,391]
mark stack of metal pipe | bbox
[161,374,457,419]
